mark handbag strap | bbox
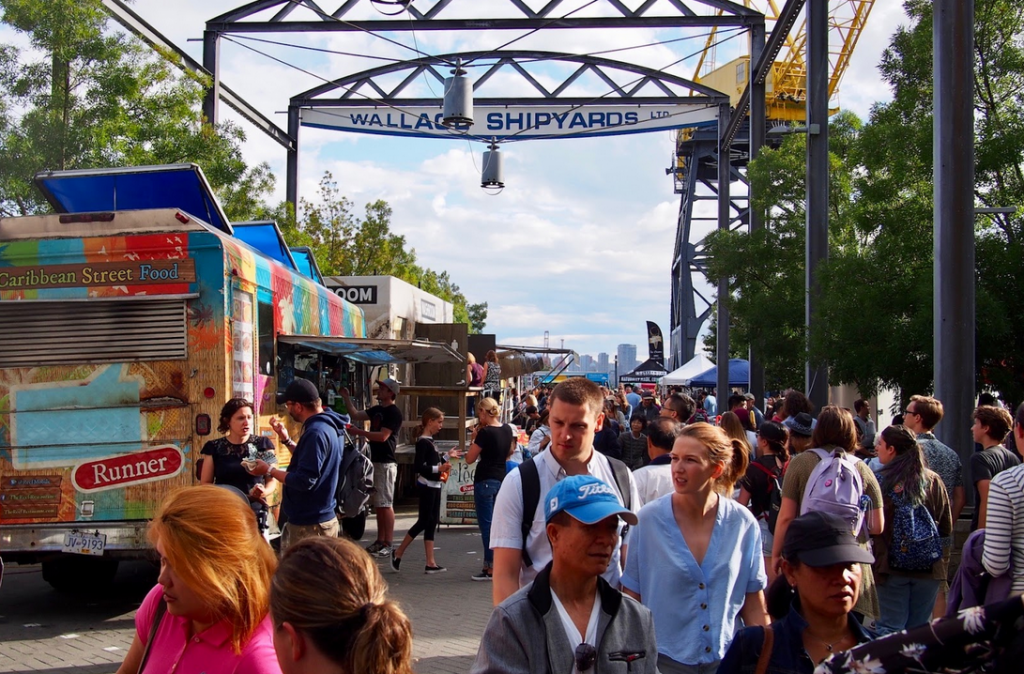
[137,597,167,674]
[754,624,774,674]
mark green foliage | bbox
[294,172,487,333]
[707,0,1024,402]
[0,0,272,217]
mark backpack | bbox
[945,529,1014,616]
[801,448,866,535]
[335,433,374,519]
[519,456,632,567]
[888,487,943,572]
[689,409,710,424]
[750,457,785,534]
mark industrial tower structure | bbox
[668,0,876,374]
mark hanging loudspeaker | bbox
[443,62,473,128]
[481,143,504,189]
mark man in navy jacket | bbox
[248,378,344,550]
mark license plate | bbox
[62,532,107,556]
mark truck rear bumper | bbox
[0,522,152,564]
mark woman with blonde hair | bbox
[391,408,451,574]
[622,422,766,673]
[456,395,514,581]
[116,485,279,674]
[271,537,413,674]
[720,410,755,463]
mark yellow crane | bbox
[693,0,876,123]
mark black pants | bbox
[407,484,442,542]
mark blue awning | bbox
[290,247,325,285]
[232,221,299,272]
[33,164,232,234]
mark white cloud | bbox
[10,1,911,365]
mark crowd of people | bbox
[128,374,1024,674]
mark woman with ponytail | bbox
[390,408,450,574]
[738,421,790,582]
[271,537,413,674]
[622,422,766,673]
[872,425,952,635]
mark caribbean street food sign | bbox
[301,104,719,140]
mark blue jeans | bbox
[875,574,940,635]
[474,478,502,567]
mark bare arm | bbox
[739,591,769,626]
[339,387,369,422]
[350,426,392,443]
[466,442,483,465]
[115,633,144,674]
[737,487,752,507]
[866,507,884,536]
[952,485,966,525]
[200,453,215,484]
[623,587,641,602]
[492,547,523,606]
[976,479,992,529]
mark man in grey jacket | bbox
[471,475,658,674]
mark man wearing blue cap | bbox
[471,475,658,674]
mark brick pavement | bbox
[0,507,494,674]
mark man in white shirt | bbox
[632,417,679,506]
[490,378,640,605]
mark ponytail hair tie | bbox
[360,603,373,621]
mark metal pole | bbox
[287,106,301,214]
[805,0,829,413]
[202,30,220,128]
[748,22,767,407]
[717,102,732,400]
[933,0,975,496]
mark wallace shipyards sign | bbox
[301,104,719,140]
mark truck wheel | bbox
[341,512,367,541]
[42,556,119,593]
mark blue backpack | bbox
[888,488,942,572]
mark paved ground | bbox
[0,508,493,674]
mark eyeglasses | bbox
[574,643,597,672]
[904,409,919,417]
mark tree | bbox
[702,111,863,391]
[707,0,1024,403]
[0,0,272,218]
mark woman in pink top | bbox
[116,485,281,674]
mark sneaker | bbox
[391,552,401,573]
[365,541,384,555]
[471,569,493,581]
[375,544,394,558]
[425,565,447,574]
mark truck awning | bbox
[33,164,232,234]
[232,221,299,272]
[277,336,462,366]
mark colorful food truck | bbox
[0,165,378,589]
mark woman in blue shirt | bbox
[622,422,768,674]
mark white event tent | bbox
[659,353,715,386]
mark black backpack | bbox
[518,456,632,566]
[749,456,785,534]
[335,432,373,519]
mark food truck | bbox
[0,165,459,589]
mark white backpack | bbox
[800,448,865,535]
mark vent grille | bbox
[0,299,188,367]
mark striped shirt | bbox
[982,464,1024,595]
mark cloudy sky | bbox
[8,1,913,369]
